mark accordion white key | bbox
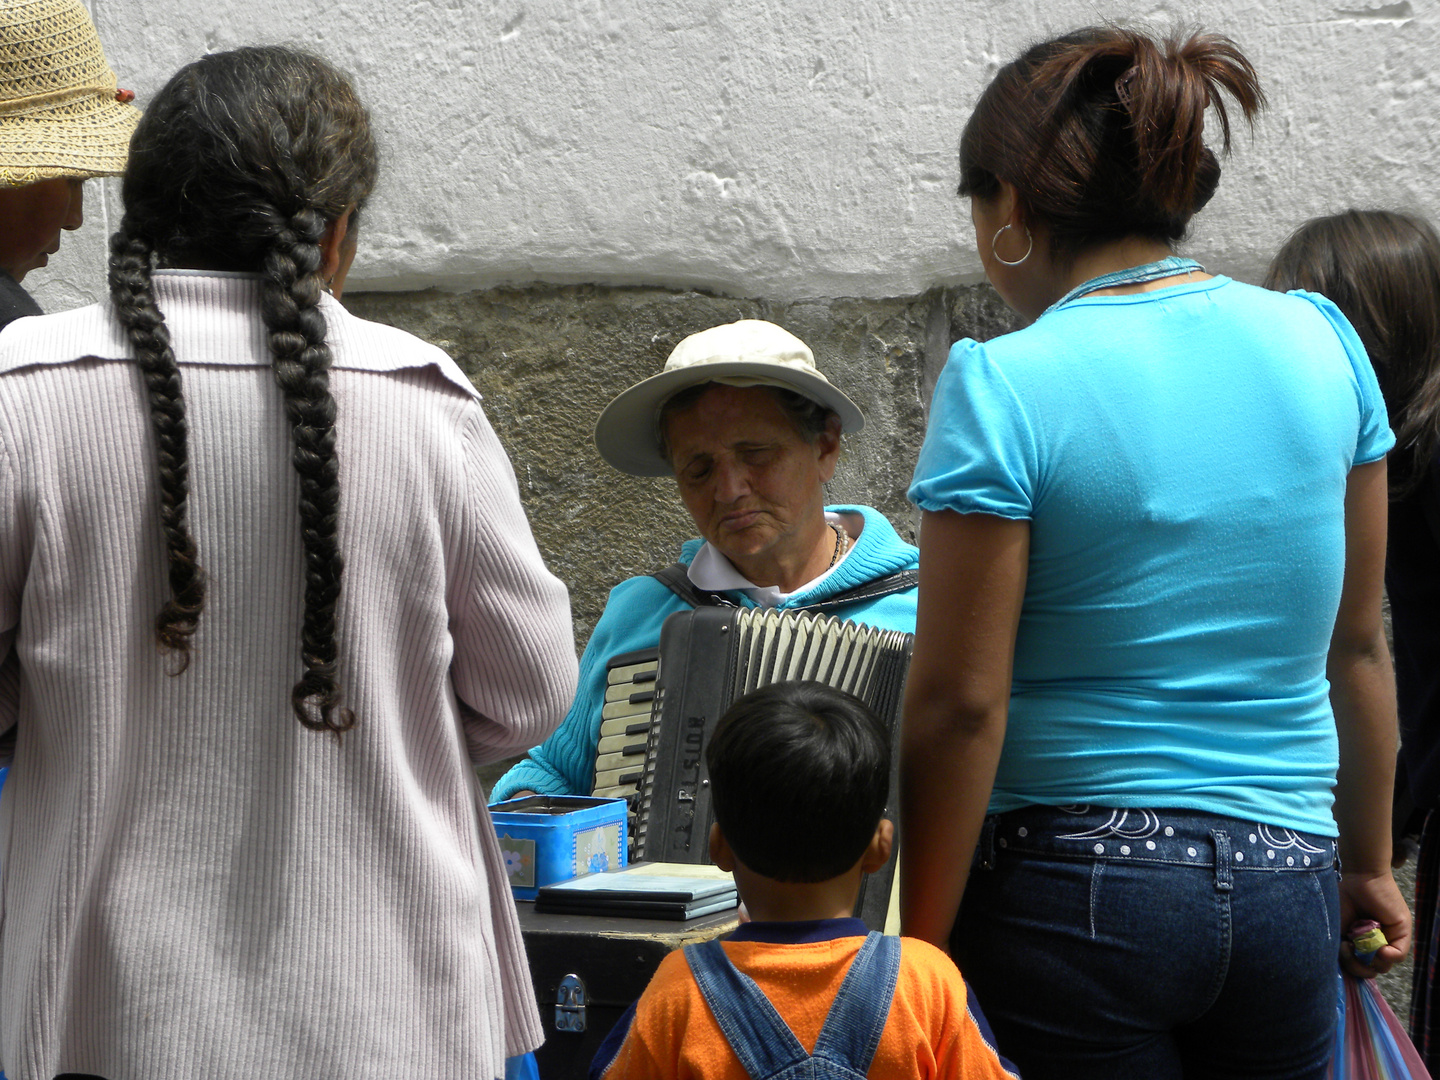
[591,650,659,799]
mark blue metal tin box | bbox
[491,795,628,901]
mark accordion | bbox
[592,605,914,929]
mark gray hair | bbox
[656,383,837,465]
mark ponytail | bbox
[959,26,1265,256]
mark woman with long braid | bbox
[0,47,576,1080]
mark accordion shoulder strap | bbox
[793,568,919,613]
[650,562,737,609]
[650,563,918,613]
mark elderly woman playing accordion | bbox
[494,319,919,803]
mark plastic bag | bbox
[1328,968,1432,1080]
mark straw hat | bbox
[594,319,865,477]
[0,0,140,187]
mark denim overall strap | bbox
[684,938,810,1078]
[809,932,902,1074]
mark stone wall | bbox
[346,283,1017,639]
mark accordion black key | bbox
[593,648,660,800]
[627,605,914,930]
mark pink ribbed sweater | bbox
[0,272,578,1080]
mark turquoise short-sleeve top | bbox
[908,276,1393,835]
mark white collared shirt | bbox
[686,510,862,607]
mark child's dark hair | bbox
[1266,209,1440,496]
[959,25,1264,259]
[705,681,890,884]
[109,46,377,736]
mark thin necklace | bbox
[1042,255,1205,318]
[827,523,850,568]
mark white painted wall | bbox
[28,0,1440,310]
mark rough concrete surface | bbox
[346,281,1016,639]
[27,0,1440,312]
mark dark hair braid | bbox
[113,46,377,734]
[108,227,205,668]
[263,207,353,733]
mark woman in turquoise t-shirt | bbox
[899,26,1409,1080]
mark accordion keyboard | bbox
[591,647,660,842]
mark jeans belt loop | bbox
[1211,829,1234,892]
[978,816,998,871]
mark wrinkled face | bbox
[0,178,85,282]
[664,384,840,579]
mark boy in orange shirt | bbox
[589,681,1019,1079]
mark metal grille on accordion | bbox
[619,605,914,930]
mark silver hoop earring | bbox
[993,223,1033,267]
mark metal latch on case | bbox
[555,973,586,1033]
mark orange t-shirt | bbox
[591,919,1018,1079]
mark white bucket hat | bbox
[593,319,865,477]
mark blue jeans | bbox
[953,806,1340,1080]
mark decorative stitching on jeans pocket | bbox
[1089,861,1103,939]
[1306,871,1334,942]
